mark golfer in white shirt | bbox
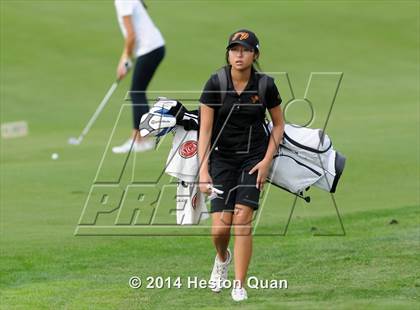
[113,0,165,153]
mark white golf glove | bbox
[207,184,224,200]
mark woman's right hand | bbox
[199,172,213,195]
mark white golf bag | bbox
[267,122,346,202]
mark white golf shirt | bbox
[114,0,165,57]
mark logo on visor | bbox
[232,32,249,41]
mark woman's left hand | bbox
[116,58,131,81]
[248,158,272,191]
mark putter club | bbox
[68,60,132,146]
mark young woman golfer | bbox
[198,29,285,301]
[112,0,165,153]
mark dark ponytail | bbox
[253,57,262,72]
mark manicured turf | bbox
[1,1,419,309]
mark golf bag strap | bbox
[257,74,271,134]
[210,67,228,146]
[216,67,228,105]
[212,66,271,147]
[216,66,270,109]
[258,74,268,107]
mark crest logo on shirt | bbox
[179,140,197,158]
[251,95,259,103]
[232,32,249,41]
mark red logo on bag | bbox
[192,193,197,209]
[179,140,197,158]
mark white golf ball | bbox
[51,153,59,160]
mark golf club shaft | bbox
[70,61,131,144]
[77,80,119,141]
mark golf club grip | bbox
[116,60,132,83]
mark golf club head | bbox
[68,137,81,145]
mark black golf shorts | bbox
[209,148,266,213]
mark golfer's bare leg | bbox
[131,129,143,143]
[232,204,254,287]
[131,129,152,143]
[211,211,233,262]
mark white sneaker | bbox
[209,248,231,293]
[112,139,155,154]
[137,139,155,152]
[231,286,248,302]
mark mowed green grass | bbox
[1,0,419,309]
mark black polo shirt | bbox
[199,66,282,154]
